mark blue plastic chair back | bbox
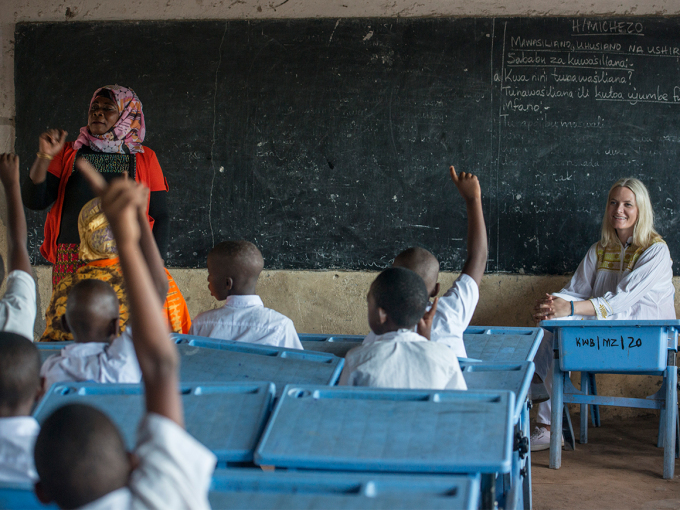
[463,327,543,362]
[298,334,364,357]
[172,334,344,396]
[256,385,514,474]
[541,320,680,372]
[33,381,274,463]
[460,361,534,424]
[208,469,480,510]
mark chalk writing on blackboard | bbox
[574,336,642,350]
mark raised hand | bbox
[0,153,20,188]
[417,297,439,340]
[38,129,68,158]
[450,165,481,203]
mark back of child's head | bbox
[208,240,264,296]
[34,403,129,508]
[0,332,40,415]
[392,247,440,295]
[370,267,429,329]
[65,279,120,343]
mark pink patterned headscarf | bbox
[74,85,146,154]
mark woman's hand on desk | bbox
[533,294,571,322]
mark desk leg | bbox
[550,355,564,469]
[664,361,677,479]
[522,402,532,510]
[580,372,589,444]
[589,373,601,427]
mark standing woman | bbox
[530,177,676,450]
[22,85,169,287]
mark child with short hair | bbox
[40,279,141,391]
[0,333,42,483]
[339,267,466,390]
[190,240,303,349]
[362,166,487,358]
[0,154,37,341]
[33,165,216,509]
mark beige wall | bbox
[4,0,680,419]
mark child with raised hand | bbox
[0,154,37,340]
[33,167,216,509]
[339,267,467,390]
[362,166,487,359]
[190,240,303,349]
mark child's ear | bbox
[127,451,140,475]
[35,378,46,402]
[432,282,441,298]
[60,314,71,333]
[109,317,120,339]
[34,481,52,504]
[377,307,388,325]
[224,277,234,292]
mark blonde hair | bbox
[600,177,662,250]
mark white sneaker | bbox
[530,426,564,452]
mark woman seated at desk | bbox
[530,177,676,451]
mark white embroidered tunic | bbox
[553,238,675,320]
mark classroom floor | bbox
[531,413,680,510]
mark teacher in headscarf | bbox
[22,85,169,287]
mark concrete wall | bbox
[4,0,680,419]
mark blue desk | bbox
[0,483,58,510]
[172,334,344,396]
[460,362,534,510]
[463,327,543,363]
[35,341,73,364]
[209,469,480,510]
[543,320,680,479]
[299,334,364,358]
[255,385,514,509]
[33,381,274,465]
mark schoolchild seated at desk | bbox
[190,240,303,349]
[33,162,216,509]
[0,334,42,484]
[40,279,141,391]
[361,166,487,359]
[339,267,467,390]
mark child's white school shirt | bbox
[362,274,478,358]
[0,416,40,484]
[189,295,303,349]
[41,330,141,391]
[0,270,37,341]
[340,329,467,390]
[77,413,216,510]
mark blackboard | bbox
[14,18,680,273]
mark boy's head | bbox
[392,247,440,298]
[64,280,120,344]
[207,240,264,300]
[367,267,429,335]
[34,404,132,508]
[0,332,41,417]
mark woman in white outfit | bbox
[530,177,676,450]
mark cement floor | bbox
[531,414,680,510]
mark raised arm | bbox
[28,130,67,185]
[138,192,170,302]
[450,166,488,287]
[79,161,183,426]
[0,154,31,274]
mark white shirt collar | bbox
[372,329,427,343]
[62,342,108,357]
[224,295,264,309]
